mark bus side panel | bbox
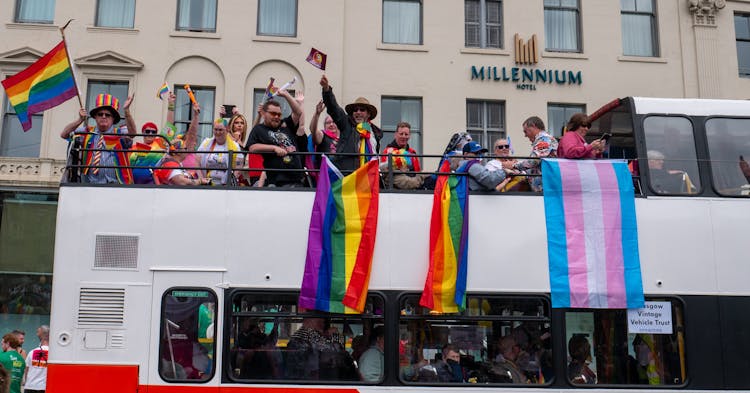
[47,363,138,393]
[719,296,750,389]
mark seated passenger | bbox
[380,122,429,189]
[647,150,693,194]
[490,336,527,383]
[567,335,596,384]
[285,317,356,381]
[558,113,604,159]
[155,140,211,186]
[358,325,384,382]
[197,118,243,185]
[487,138,528,192]
[432,344,464,383]
[458,142,507,192]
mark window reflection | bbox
[705,118,750,196]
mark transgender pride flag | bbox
[542,159,644,309]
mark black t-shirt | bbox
[246,115,307,185]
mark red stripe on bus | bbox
[48,364,359,393]
[48,363,139,393]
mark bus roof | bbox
[632,96,750,117]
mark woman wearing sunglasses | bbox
[558,113,605,159]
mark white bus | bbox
[47,97,750,392]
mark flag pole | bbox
[59,19,84,110]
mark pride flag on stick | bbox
[542,159,644,309]
[419,160,469,313]
[157,82,170,100]
[299,156,380,314]
[1,40,78,131]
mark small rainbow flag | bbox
[157,82,170,100]
[1,41,78,131]
[306,48,327,70]
[264,77,278,99]
[542,158,644,309]
[299,156,380,314]
[419,160,469,313]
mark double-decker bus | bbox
[47,97,750,392]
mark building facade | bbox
[0,0,749,333]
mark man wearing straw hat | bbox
[319,75,381,173]
[60,93,136,184]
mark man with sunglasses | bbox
[320,75,382,173]
[60,93,136,184]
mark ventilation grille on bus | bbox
[110,332,125,348]
[77,288,125,326]
[94,234,138,269]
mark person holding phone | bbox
[558,113,604,159]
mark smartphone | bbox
[600,133,612,142]
[222,104,235,118]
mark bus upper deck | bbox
[47,97,750,392]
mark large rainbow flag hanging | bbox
[1,41,77,131]
[542,158,644,309]
[299,156,380,313]
[419,160,469,313]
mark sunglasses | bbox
[495,144,510,150]
[582,123,591,128]
[353,107,368,113]
[95,112,113,118]
[143,129,158,135]
[265,111,282,117]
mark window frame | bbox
[735,13,750,77]
[256,0,298,37]
[382,0,424,45]
[380,96,424,154]
[158,286,218,383]
[543,0,581,53]
[642,114,703,196]
[547,102,586,138]
[14,0,55,24]
[703,116,750,197]
[224,289,386,384]
[397,292,552,385]
[620,0,659,57]
[466,99,505,149]
[174,85,215,141]
[95,0,136,29]
[561,297,687,387]
[464,0,504,49]
[175,0,217,33]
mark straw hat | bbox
[345,97,378,120]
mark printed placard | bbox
[627,301,673,334]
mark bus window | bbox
[705,118,750,196]
[643,116,701,195]
[158,288,217,382]
[398,294,551,385]
[563,299,686,386]
[227,291,385,383]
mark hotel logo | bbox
[514,34,538,65]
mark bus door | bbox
[149,269,223,388]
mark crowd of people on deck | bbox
[61,75,722,194]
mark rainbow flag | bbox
[130,140,167,184]
[299,156,380,314]
[156,82,170,100]
[542,159,644,309]
[81,133,134,184]
[419,160,469,313]
[1,41,77,131]
[264,77,277,99]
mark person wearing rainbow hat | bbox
[60,93,136,184]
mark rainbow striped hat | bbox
[89,93,121,123]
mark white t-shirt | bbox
[25,345,48,390]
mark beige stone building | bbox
[0,0,749,343]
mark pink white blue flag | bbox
[542,158,644,309]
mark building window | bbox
[381,97,423,153]
[252,89,296,123]
[257,0,297,37]
[96,0,135,28]
[465,0,503,49]
[621,0,658,57]
[466,99,504,149]
[176,0,217,32]
[543,0,580,52]
[85,80,129,128]
[548,103,585,138]
[1,97,43,157]
[383,0,422,45]
[736,13,750,77]
[175,86,215,141]
[14,0,55,24]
